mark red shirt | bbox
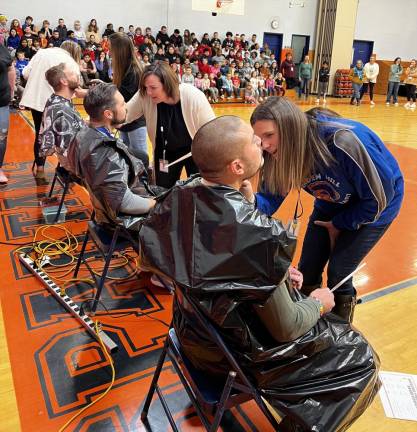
[198,61,211,75]
[231,76,240,87]
[134,34,145,47]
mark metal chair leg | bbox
[90,227,120,315]
[141,338,169,420]
[48,171,58,198]
[53,180,70,223]
[74,230,90,278]
[210,372,236,432]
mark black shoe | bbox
[332,294,357,322]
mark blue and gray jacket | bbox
[256,116,404,230]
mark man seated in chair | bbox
[138,116,380,432]
[39,62,86,173]
[69,83,155,231]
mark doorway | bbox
[262,32,283,61]
[291,34,310,64]
[352,40,374,66]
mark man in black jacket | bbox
[139,116,381,432]
[69,83,155,230]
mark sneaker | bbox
[394,102,399,106]
[0,169,8,183]
[386,102,390,105]
[411,103,416,108]
[370,101,375,105]
[405,102,411,108]
[315,98,320,103]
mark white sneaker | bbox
[405,102,411,108]
[0,169,8,183]
[411,103,416,109]
[386,102,390,105]
[394,102,399,106]
[370,101,375,105]
[315,98,320,103]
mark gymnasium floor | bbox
[0,94,416,432]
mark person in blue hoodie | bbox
[246,97,404,322]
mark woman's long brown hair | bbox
[109,32,142,89]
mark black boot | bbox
[333,294,357,322]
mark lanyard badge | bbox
[159,126,169,173]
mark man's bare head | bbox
[192,116,262,183]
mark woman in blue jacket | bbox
[249,97,404,321]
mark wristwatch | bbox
[312,297,325,316]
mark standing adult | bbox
[360,55,379,105]
[20,41,81,178]
[349,59,364,105]
[298,55,313,98]
[279,52,296,89]
[0,44,16,184]
[386,57,403,106]
[125,61,215,188]
[248,97,404,322]
[404,59,417,109]
[109,32,148,163]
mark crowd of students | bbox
[1,14,330,105]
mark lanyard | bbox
[95,126,113,138]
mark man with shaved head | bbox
[139,115,380,431]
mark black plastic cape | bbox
[139,177,380,431]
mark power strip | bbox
[19,253,118,353]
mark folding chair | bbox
[47,164,76,223]
[73,217,139,315]
[141,284,282,432]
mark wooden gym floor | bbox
[0,93,416,431]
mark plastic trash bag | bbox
[139,176,380,431]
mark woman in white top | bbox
[126,61,215,188]
[21,41,81,178]
[360,55,379,105]
[73,20,87,49]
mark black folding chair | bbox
[74,217,139,315]
[141,284,282,432]
[47,164,77,223]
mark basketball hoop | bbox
[216,0,234,8]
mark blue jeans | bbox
[386,81,400,103]
[352,82,362,100]
[298,78,311,97]
[119,126,149,166]
[0,105,10,168]
[298,208,390,295]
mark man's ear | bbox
[103,109,113,121]
[229,158,244,176]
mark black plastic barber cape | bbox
[138,176,381,432]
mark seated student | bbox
[69,83,155,231]
[38,62,85,172]
[138,116,381,432]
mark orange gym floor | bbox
[0,95,416,431]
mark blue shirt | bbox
[256,116,404,230]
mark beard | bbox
[110,111,127,127]
[68,79,80,90]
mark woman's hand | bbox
[314,220,340,251]
[288,267,303,290]
[240,180,255,203]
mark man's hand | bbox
[309,288,335,314]
[314,220,340,251]
[240,179,255,203]
[288,266,303,289]
[74,87,88,98]
[88,79,104,87]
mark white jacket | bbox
[126,84,215,150]
[363,62,380,83]
[21,48,79,112]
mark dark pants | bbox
[298,208,390,295]
[360,82,375,101]
[31,109,46,167]
[154,147,198,188]
[405,84,416,102]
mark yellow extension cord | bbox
[14,224,138,431]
